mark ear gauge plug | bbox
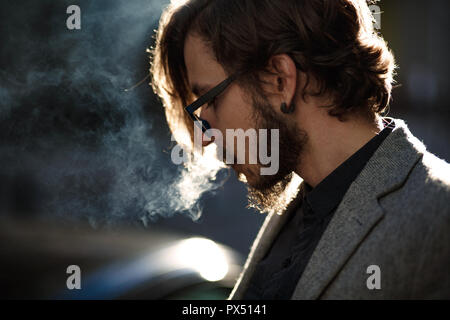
[280,102,295,114]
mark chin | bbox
[233,165,272,190]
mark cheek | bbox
[217,93,255,131]
[215,94,259,163]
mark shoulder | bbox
[399,150,450,216]
[376,141,450,215]
[374,148,450,271]
[420,151,450,193]
[328,150,450,299]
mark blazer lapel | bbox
[292,119,424,299]
[291,187,385,299]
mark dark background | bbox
[0,0,449,259]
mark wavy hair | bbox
[150,0,396,147]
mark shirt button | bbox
[282,257,292,268]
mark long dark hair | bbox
[150,0,396,146]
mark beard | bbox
[238,96,308,214]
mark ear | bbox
[260,54,298,109]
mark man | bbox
[150,0,450,299]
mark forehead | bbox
[183,33,227,94]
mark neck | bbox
[295,114,383,188]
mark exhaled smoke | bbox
[0,0,226,226]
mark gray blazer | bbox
[229,118,450,299]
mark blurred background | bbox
[0,0,448,299]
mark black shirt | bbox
[242,118,395,300]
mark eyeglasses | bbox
[184,73,239,133]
